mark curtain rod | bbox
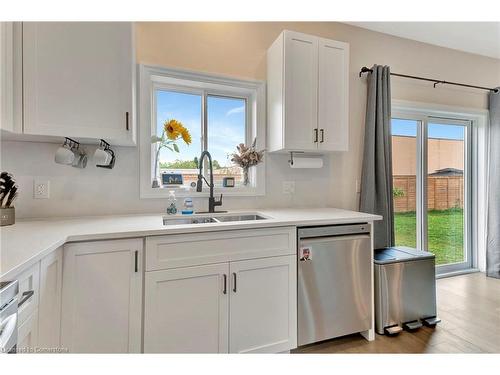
[359,66,498,93]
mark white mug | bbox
[72,152,88,169]
[55,144,75,165]
[94,147,112,166]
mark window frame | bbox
[392,100,489,276]
[139,65,266,199]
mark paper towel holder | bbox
[288,151,304,166]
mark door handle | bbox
[223,274,227,294]
[134,250,139,273]
[18,290,34,307]
[320,129,324,143]
[125,111,130,131]
[232,272,237,293]
[314,128,318,143]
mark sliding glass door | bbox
[391,115,472,274]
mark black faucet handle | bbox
[214,193,223,206]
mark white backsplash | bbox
[0,140,349,219]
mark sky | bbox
[392,118,465,140]
[156,90,245,167]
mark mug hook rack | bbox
[96,139,116,169]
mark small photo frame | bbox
[299,246,312,261]
[162,173,184,186]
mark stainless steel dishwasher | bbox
[298,224,372,346]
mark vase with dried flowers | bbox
[151,119,192,188]
[230,138,264,186]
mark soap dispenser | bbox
[166,190,178,215]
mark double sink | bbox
[163,213,268,226]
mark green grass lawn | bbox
[394,208,464,265]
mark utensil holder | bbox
[0,207,15,226]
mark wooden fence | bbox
[393,175,464,212]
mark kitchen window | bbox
[139,65,266,198]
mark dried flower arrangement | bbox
[230,138,264,185]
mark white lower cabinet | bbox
[14,262,40,353]
[17,309,39,352]
[144,263,229,353]
[11,251,61,353]
[60,238,143,353]
[229,255,297,353]
[144,227,297,354]
[38,247,63,350]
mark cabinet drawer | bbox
[146,227,296,271]
[16,262,40,325]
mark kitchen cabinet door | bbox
[144,263,229,353]
[229,255,297,353]
[22,22,135,146]
[38,247,63,349]
[16,262,40,326]
[283,31,319,151]
[61,238,143,353]
[0,22,14,132]
[318,38,349,152]
[17,309,39,353]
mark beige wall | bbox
[137,22,500,210]
[392,135,465,175]
[2,22,500,218]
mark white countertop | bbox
[0,207,381,280]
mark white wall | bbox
[0,140,332,218]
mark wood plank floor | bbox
[294,272,500,353]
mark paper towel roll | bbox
[289,156,323,169]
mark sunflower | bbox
[164,119,183,140]
[180,128,192,145]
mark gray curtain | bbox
[487,87,500,278]
[360,65,394,249]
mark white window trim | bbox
[392,99,489,273]
[138,64,266,199]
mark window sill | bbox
[436,268,479,279]
[140,186,265,199]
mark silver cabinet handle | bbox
[320,129,324,143]
[232,272,237,293]
[313,128,318,143]
[18,290,34,307]
[223,274,227,294]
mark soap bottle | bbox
[166,190,178,215]
[182,197,194,215]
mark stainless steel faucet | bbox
[196,151,224,213]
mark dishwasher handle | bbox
[298,223,370,239]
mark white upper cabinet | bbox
[283,31,318,151]
[318,37,349,151]
[0,22,14,132]
[22,22,136,146]
[267,30,349,153]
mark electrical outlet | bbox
[34,179,50,199]
[356,179,361,193]
[282,181,295,194]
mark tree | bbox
[160,157,222,170]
